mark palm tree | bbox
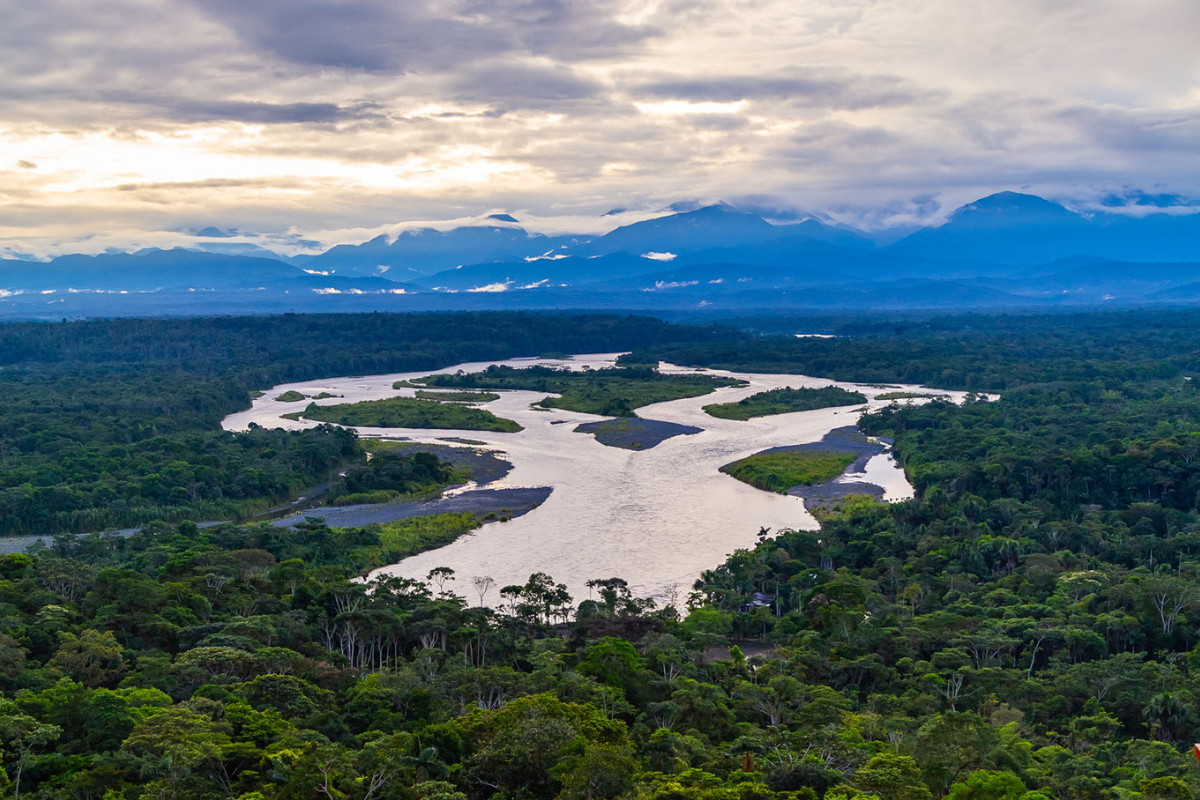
[402,747,451,781]
[1144,692,1197,742]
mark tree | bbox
[47,629,128,688]
[472,575,497,607]
[121,706,231,798]
[1138,777,1194,800]
[1144,575,1198,635]
[856,753,932,800]
[914,713,1001,796]
[427,567,456,596]
[578,638,642,690]
[0,701,60,800]
[551,740,636,800]
[1143,692,1197,743]
[945,770,1027,800]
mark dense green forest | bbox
[0,313,730,535]
[704,388,868,421]
[6,309,1200,798]
[417,366,742,417]
[619,310,1200,391]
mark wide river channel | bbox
[223,354,970,605]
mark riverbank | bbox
[270,486,552,529]
[224,353,974,604]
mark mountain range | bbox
[4,192,1200,318]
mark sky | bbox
[2,0,1199,257]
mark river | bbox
[223,354,971,606]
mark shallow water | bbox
[224,354,969,605]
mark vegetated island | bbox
[573,418,702,450]
[703,385,867,420]
[722,426,893,501]
[414,389,501,403]
[874,390,947,400]
[362,440,513,484]
[721,450,856,494]
[775,426,891,505]
[288,397,522,432]
[274,390,340,402]
[415,365,744,416]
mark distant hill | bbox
[0,249,420,293]
[307,224,584,278]
[6,192,1200,318]
[890,191,1200,264]
[571,204,788,257]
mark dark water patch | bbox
[575,418,702,450]
[271,487,552,529]
[788,480,886,506]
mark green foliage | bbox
[857,753,931,800]
[703,386,867,420]
[415,390,502,403]
[945,770,1028,800]
[419,364,742,417]
[720,450,854,493]
[875,391,945,400]
[7,310,1200,799]
[273,390,307,402]
[299,396,523,432]
[327,449,465,505]
[359,512,482,567]
[0,311,721,535]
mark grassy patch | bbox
[332,489,406,506]
[249,390,265,399]
[415,389,501,403]
[275,390,308,402]
[418,365,742,417]
[299,397,522,432]
[344,512,483,568]
[721,450,855,494]
[704,386,867,420]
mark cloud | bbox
[146,98,384,125]
[448,60,605,111]
[634,70,919,110]
[184,0,656,72]
[0,0,1198,255]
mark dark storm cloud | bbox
[634,71,918,110]
[158,99,384,125]
[185,0,655,72]
[448,61,605,111]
